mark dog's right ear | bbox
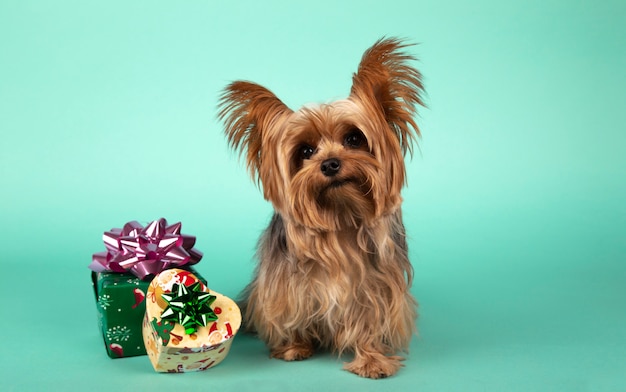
[350,38,425,157]
[218,81,293,199]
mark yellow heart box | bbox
[142,268,241,372]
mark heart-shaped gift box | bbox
[142,268,241,372]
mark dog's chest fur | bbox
[249,212,409,337]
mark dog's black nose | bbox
[320,158,341,177]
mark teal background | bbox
[1,1,624,391]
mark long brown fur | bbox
[218,37,425,379]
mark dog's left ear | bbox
[218,81,293,204]
[350,37,425,155]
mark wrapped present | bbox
[143,268,241,372]
[90,218,204,358]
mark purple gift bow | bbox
[89,218,203,280]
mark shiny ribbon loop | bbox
[89,218,203,280]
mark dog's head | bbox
[219,38,424,231]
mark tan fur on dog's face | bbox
[219,38,424,231]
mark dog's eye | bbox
[344,129,366,149]
[300,144,315,160]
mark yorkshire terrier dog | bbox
[218,37,424,378]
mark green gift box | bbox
[92,271,151,358]
[89,218,204,358]
[92,268,206,358]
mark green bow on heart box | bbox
[161,281,218,335]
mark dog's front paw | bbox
[344,353,404,379]
[270,343,315,361]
